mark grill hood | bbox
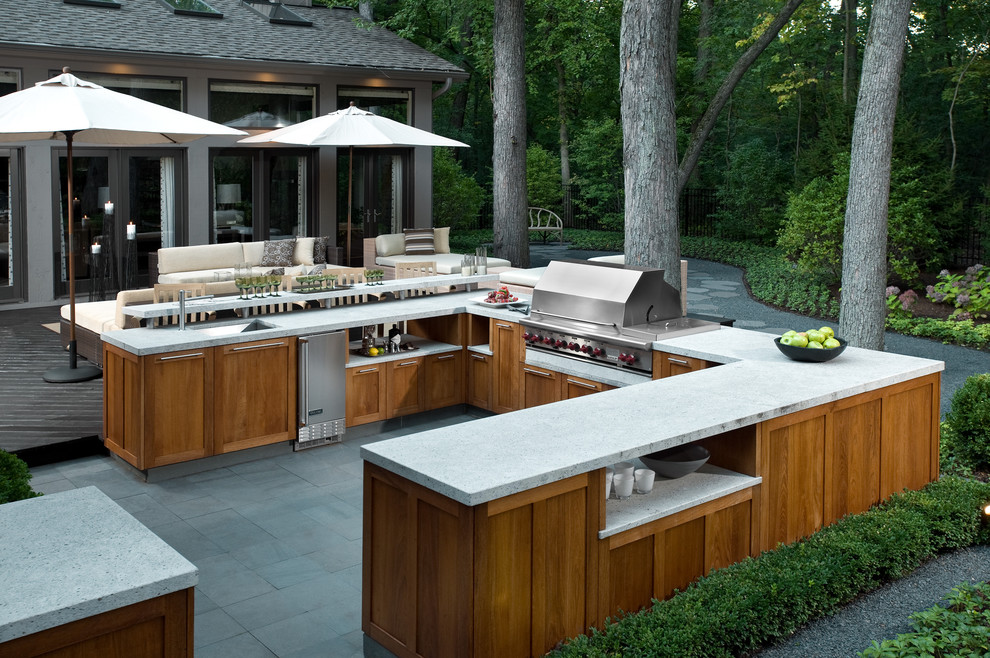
[528,260,682,330]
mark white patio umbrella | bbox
[239,102,467,265]
[0,67,246,383]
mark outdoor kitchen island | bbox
[359,326,943,658]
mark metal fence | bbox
[469,184,720,234]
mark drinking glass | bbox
[252,276,265,298]
[234,277,248,300]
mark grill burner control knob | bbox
[554,339,566,348]
[592,348,603,357]
[543,337,553,345]
[568,343,579,350]
[618,353,638,364]
[580,345,591,353]
[522,332,531,341]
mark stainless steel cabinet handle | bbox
[523,367,553,378]
[159,352,203,361]
[232,342,284,351]
[667,357,689,365]
[470,354,487,361]
[298,339,308,427]
[357,367,378,374]
[566,378,598,389]
[398,360,418,366]
[436,354,456,361]
[495,323,512,329]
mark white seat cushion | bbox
[61,300,118,334]
[158,242,245,274]
[159,268,236,284]
[376,253,511,274]
[499,267,546,287]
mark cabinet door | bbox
[144,348,213,468]
[491,320,521,413]
[347,364,387,426]
[521,365,560,409]
[214,337,297,455]
[387,357,425,418]
[561,374,614,399]
[426,351,464,411]
[653,351,709,379]
[467,352,492,410]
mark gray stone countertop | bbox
[361,326,943,508]
[0,486,198,642]
[102,290,532,356]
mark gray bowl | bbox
[640,444,710,479]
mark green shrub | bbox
[565,229,624,252]
[926,264,990,320]
[551,477,990,657]
[447,228,493,254]
[569,119,624,232]
[713,138,791,246]
[527,144,563,211]
[432,148,485,231]
[0,449,41,504]
[859,582,990,657]
[941,373,990,472]
[884,316,990,349]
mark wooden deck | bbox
[0,304,104,456]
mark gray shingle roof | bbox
[3,0,466,80]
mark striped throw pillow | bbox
[404,228,436,255]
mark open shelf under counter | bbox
[466,343,493,357]
[602,463,761,538]
[346,335,460,368]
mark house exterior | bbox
[0,0,467,305]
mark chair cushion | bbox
[292,237,316,266]
[403,229,435,255]
[157,242,244,274]
[375,233,406,257]
[262,239,295,266]
[62,300,118,334]
[499,267,546,287]
[434,227,450,254]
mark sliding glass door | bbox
[0,149,23,303]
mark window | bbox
[210,81,316,128]
[241,0,312,26]
[155,0,223,18]
[52,71,184,111]
[0,70,19,98]
[337,87,412,124]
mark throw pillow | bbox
[310,264,326,274]
[313,236,329,264]
[433,226,451,254]
[266,267,285,275]
[404,228,436,255]
[261,239,295,267]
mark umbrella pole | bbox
[44,132,101,383]
[347,146,353,266]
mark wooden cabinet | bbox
[653,351,710,379]
[560,374,614,399]
[425,351,464,411]
[491,320,522,414]
[213,337,297,455]
[466,352,493,411]
[347,364,387,426]
[520,364,560,408]
[387,356,425,418]
[142,347,213,469]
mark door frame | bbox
[0,148,25,304]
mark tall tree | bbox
[839,0,912,350]
[492,0,529,267]
[620,0,681,283]
[842,0,858,103]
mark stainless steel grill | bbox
[520,260,719,377]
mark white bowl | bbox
[640,444,710,479]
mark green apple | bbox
[819,326,835,339]
[806,340,824,349]
[823,337,841,349]
[780,335,794,346]
[782,330,798,339]
[790,333,809,348]
[806,329,826,344]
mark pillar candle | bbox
[105,201,114,215]
[91,243,101,255]
[127,223,136,240]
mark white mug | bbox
[613,473,634,499]
[614,461,635,478]
[635,468,656,494]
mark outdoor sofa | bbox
[363,227,512,278]
[152,236,333,284]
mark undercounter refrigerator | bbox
[296,330,346,449]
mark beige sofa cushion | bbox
[159,269,236,284]
[434,227,450,254]
[158,242,244,274]
[375,233,406,257]
[242,241,264,266]
[293,237,317,266]
[376,253,511,274]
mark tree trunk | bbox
[621,0,681,290]
[556,61,571,186]
[677,0,805,194]
[839,0,911,351]
[492,0,529,268]
[842,0,858,104]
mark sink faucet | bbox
[177,290,214,331]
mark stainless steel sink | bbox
[192,319,275,336]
